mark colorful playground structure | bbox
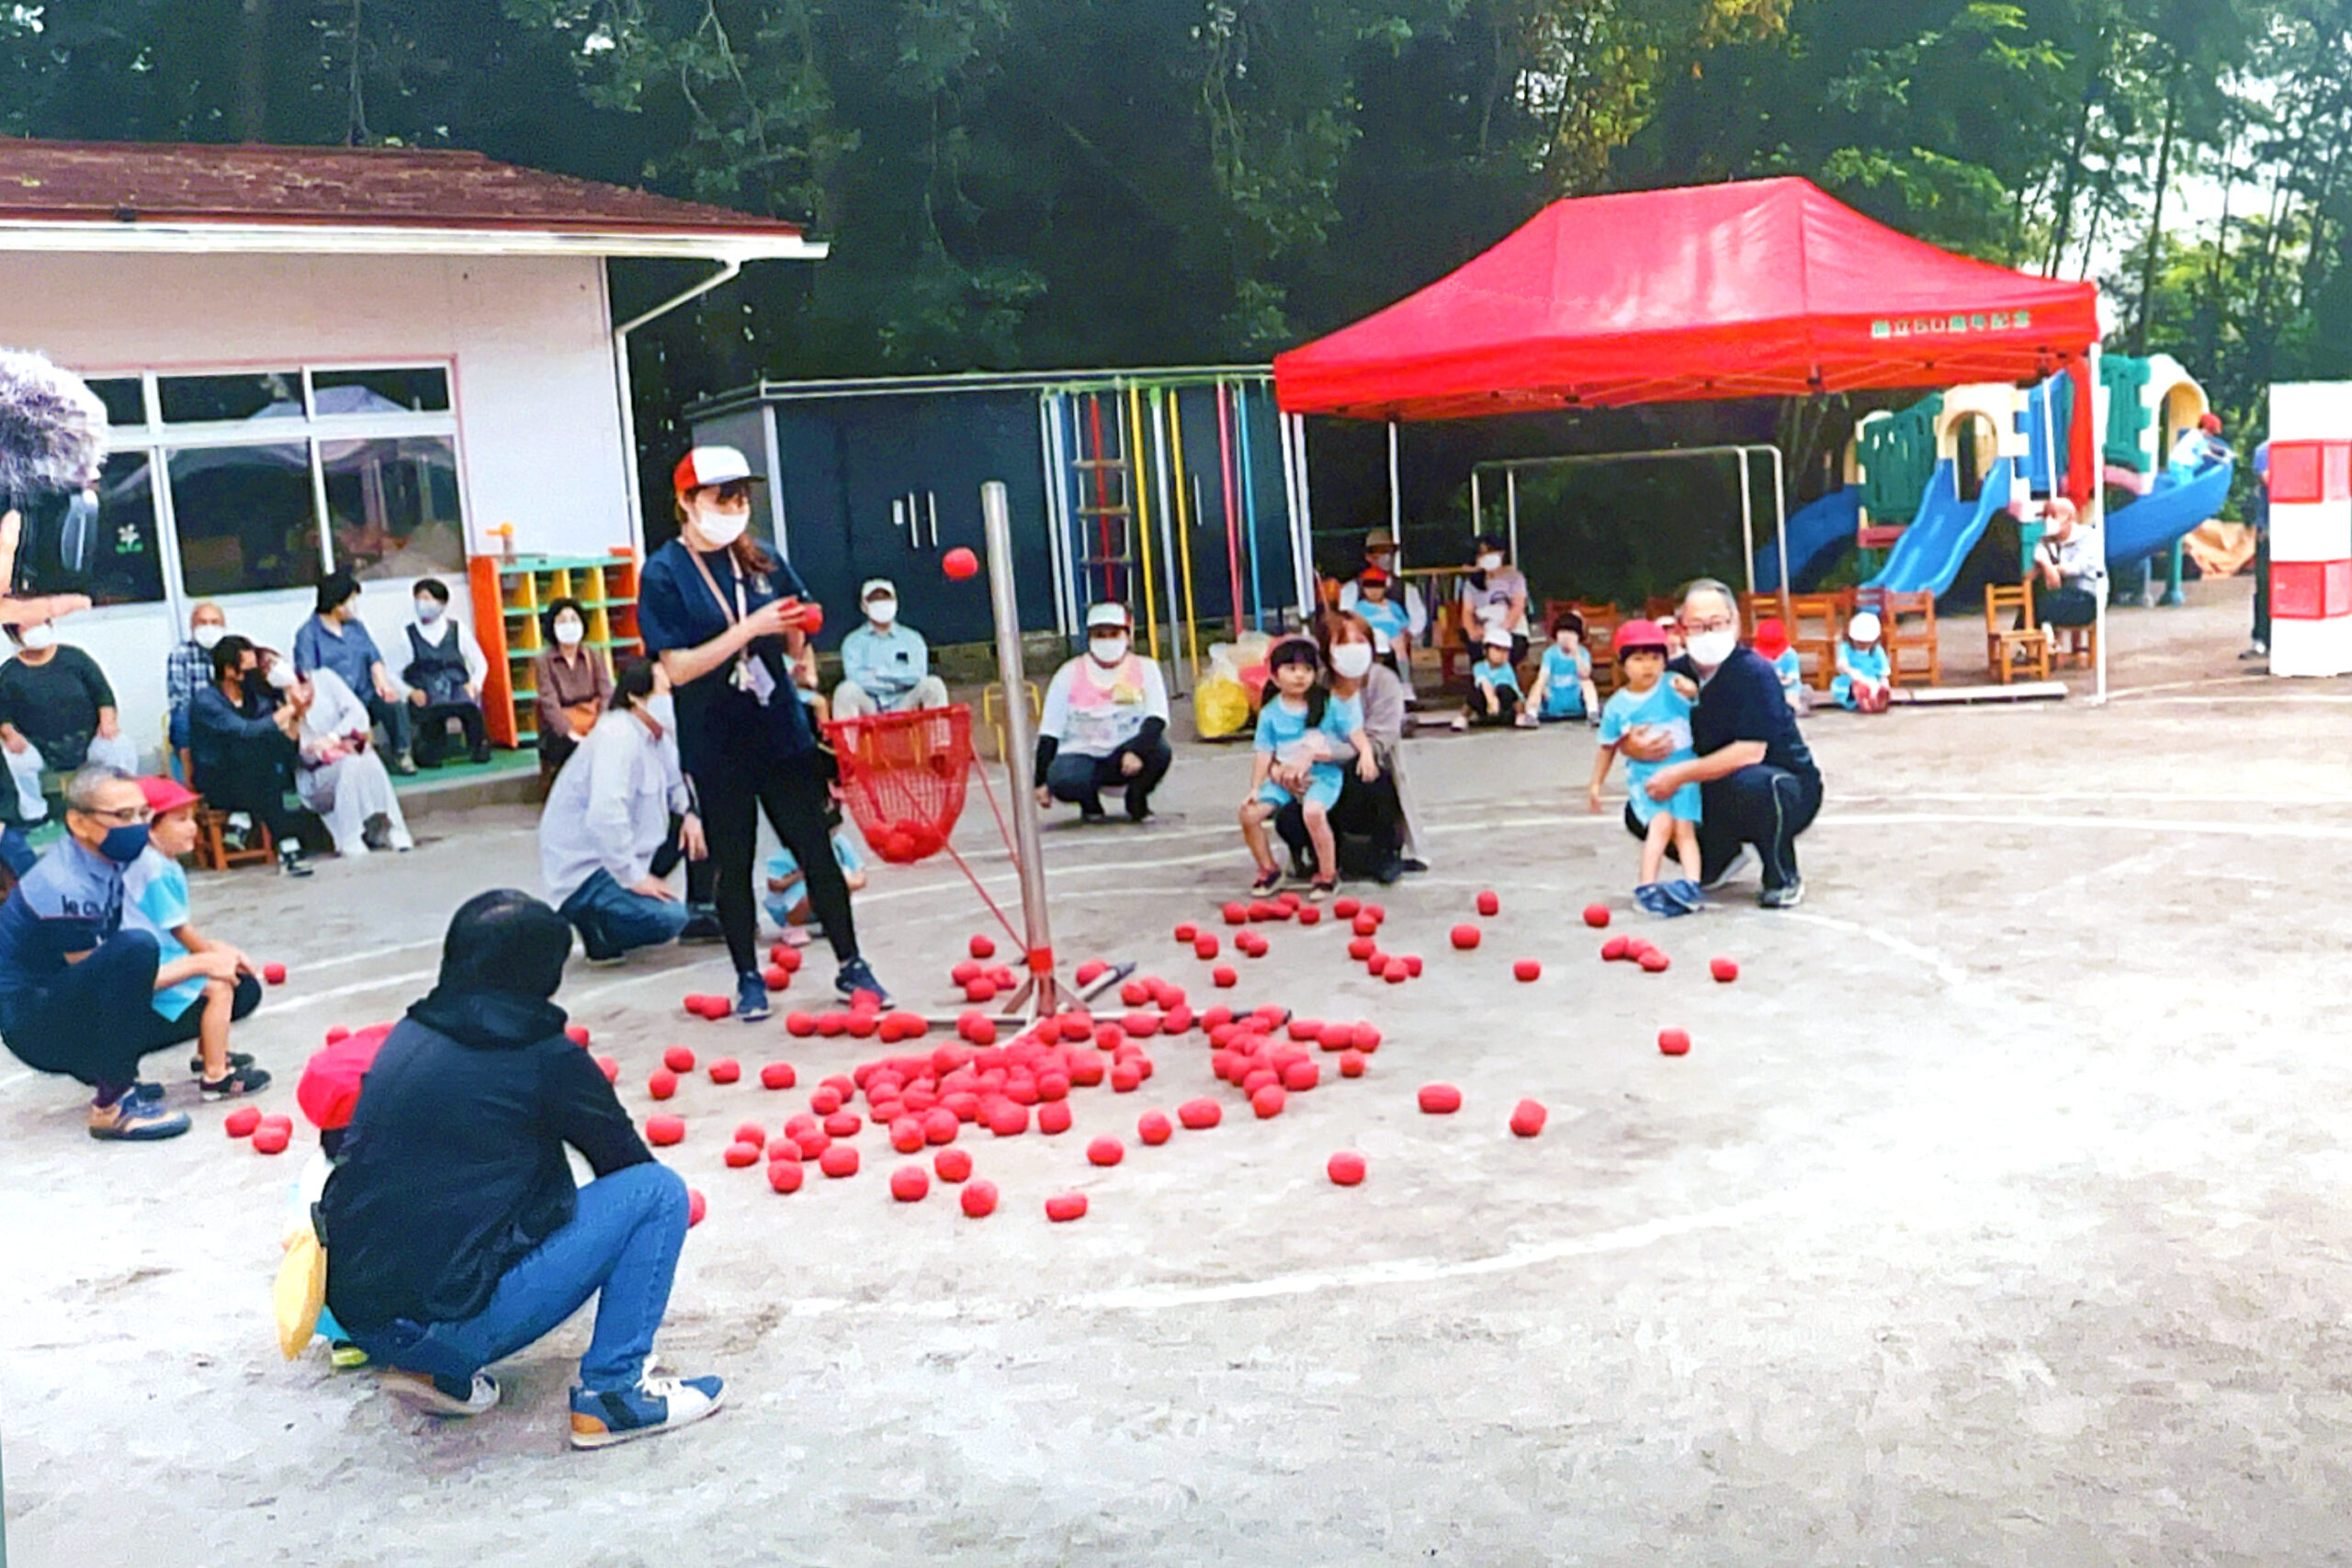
[1756,353,2236,599]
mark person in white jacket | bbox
[539,660,706,962]
[277,657,413,855]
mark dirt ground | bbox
[7,577,2351,1567]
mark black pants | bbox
[701,746,854,976]
[0,930,197,1093]
[1046,736,1173,816]
[1625,763,1821,893]
[195,735,309,850]
[2252,530,2271,643]
[411,700,487,766]
[539,729,581,777]
[366,692,413,757]
[1276,765,1405,876]
[1463,683,1518,726]
[2041,584,2099,627]
[650,811,717,908]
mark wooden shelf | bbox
[470,548,639,749]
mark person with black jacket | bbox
[320,889,724,1449]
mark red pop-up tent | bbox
[1272,177,2099,421]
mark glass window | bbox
[83,451,167,606]
[167,442,322,596]
[85,378,146,430]
[158,371,302,424]
[322,435,466,581]
[311,367,451,414]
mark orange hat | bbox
[137,775,200,816]
[1357,566,1391,587]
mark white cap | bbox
[1086,603,1132,632]
[860,578,897,603]
[1482,625,1515,649]
[1847,610,1882,643]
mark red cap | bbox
[1357,566,1390,587]
[1752,617,1789,658]
[671,446,764,495]
[137,775,200,816]
[2199,412,2222,434]
[1612,617,1669,657]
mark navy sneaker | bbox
[734,972,772,1021]
[87,1090,190,1142]
[569,1372,725,1450]
[834,958,893,1010]
[1633,883,1679,918]
[1660,879,1707,915]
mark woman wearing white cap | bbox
[1033,604,1171,823]
[832,578,949,717]
[635,446,890,1018]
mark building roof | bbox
[0,141,825,262]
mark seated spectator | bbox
[1523,610,1600,725]
[540,660,704,962]
[283,655,413,855]
[319,889,724,1444]
[0,765,267,1140]
[297,571,415,774]
[1034,603,1172,824]
[2032,499,2105,628]
[1337,530,1430,681]
[124,774,269,1099]
[763,807,868,942]
[1457,534,1531,666]
[834,579,949,719]
[0,619,141,824]
[188,635,314,877]
[1831,610,1892,713]
[401,577,492,768]
[1452,626,1524,730]
[1274,612,1425,885]
[1753,617,1808,716]
[165,601,228,769]
[531,596,612,776]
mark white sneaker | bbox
[382,1371,501,1416]
[1702,847,1757,892]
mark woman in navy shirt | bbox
[636,446,888,1017]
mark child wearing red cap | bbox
[124,774,269,1099]
[1751,618,1808,716]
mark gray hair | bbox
[1679,577,1739,622]
[64,762,134,813]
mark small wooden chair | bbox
[2051,614,2098,671]
[195,807,274,871]
[1855,587,1940,688]
[980,682,1042,762]
[1984,582,2051,684]
[1787,592,1849,691]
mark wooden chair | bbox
[980,681,1042,762]
[1855,587,1940,688]
[195,807,273,871]
[1786,592,1849,691]
[1984,582,2051,684]
[2051,614,2098,671]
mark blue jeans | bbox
[560,869,691,959]
[349,1162,689,1392]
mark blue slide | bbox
[1865,457,2015,596]
[1753,487,1861,593]
[2105,456,2234,567]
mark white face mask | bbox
[867,598,899,627]
[1089,636,1129,667]
[192,623,226,650]
[1686,629,1738,669]
[19,623,55,651]
[642,693,676,733]
[693,504,749,549]
[1330,642,1374,680]
[1476,553,1503,572]
[265,660,298,691]
[414,598,444,623]
[552,617,584,647]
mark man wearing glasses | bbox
[0,766,250,1139]
[1615,580,1823,908]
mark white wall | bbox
[0,249,633,762]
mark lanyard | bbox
[684,546,776,702]
[685,546,748,627]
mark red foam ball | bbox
[1297,906,1323,927]
[724,1141,762,1168]
[732,1119,767,1146]
[890,1165,931,1202]
[1282,1059,1319,1092]
[1657,1028,1691,1056]
[263,962,288,986]
[968,934,997,960]
[1404,954,1424,977]
[1045,1191,1089,1223]
[1173,922,1198,944]
[1639,951,1671,974]
[819,1145,860,1178]
[786,1011,818,1037]
[648,1069,679,1100]
[707,1057,741,1085]
[564,1022,590,1046]
[1193,935,1220,960]
[1510,1099,1548,1137]
[1332,896,1361,919]
[1251,1084,1286,1119]
[933,1147,973,1182]
[762,966,791,992]
[759,1062,797,1090]
[1347,937,1377,962]
[1036,1100,1074,1134]
[222,1106,262,1138]
[1074,959,1108,986]
[794,1130,831,1161]
[1178,1098,1222,1130]
[1221,902,1249,926]
[1382,959,1408,985]
[663,1045,696,1074]
[766,1157,805,1193]
[1212,966,1238,988]
[960,1179,1001,1217]
[1476,890,1500,918]
[1328,1151,1367,1186]
[1512,959,1542,983]
[1351,1023,1382,1053]
[687,1189,707,1227]
[989,1103,1029,1137]
[646,1114,685,1145]
[1418,1083,1463,1114]
[597,1055,620,1083]
[886,1117,923,1154]
[1339,1049,1367,1077]
[1711,956,1740,983]
[1086,1135,1125,1168]
[943,545,979,580]
[1601,935,1632,962]
[1137,1111,1173,1145]
[1450,924,1482,951]
[922,1108,960,1145]
[1582,903,1611,928]
[1110,1062,1143,1093]
[1351,914,1378,938]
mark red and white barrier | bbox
[2267,383,2352,678]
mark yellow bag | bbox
[1193,675,1250,739]
[275,1224,326,1361]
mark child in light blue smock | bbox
[1832,610,1892,713]
[1239,637,1371,897]
[1586,619,1703,917]
[1753,617,1809,716]
[763,821,869,940]
[1523,610,1600,724]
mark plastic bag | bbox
[1193,675,1250,739]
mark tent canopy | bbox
[1274,177,2100,421]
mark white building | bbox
[0,141,821,762]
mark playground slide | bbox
[1753,487,1861,593]
[2104,456,2234,567]
[1864,457,2015,598]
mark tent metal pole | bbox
[1737,451,1758,604]
[1293,414,1318,594]
[1470,468,1483,536]
[1506,469,1520,558]
[1386,419,1402,537]
[1039,392,1077,638]
[1275,392,1313,623]
[1770,445,1793,630]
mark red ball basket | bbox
[822,705,974,865]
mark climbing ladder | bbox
[1066,390,1138,609]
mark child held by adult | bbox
[1586,618,1704,916]
[1239,638,1373,898]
